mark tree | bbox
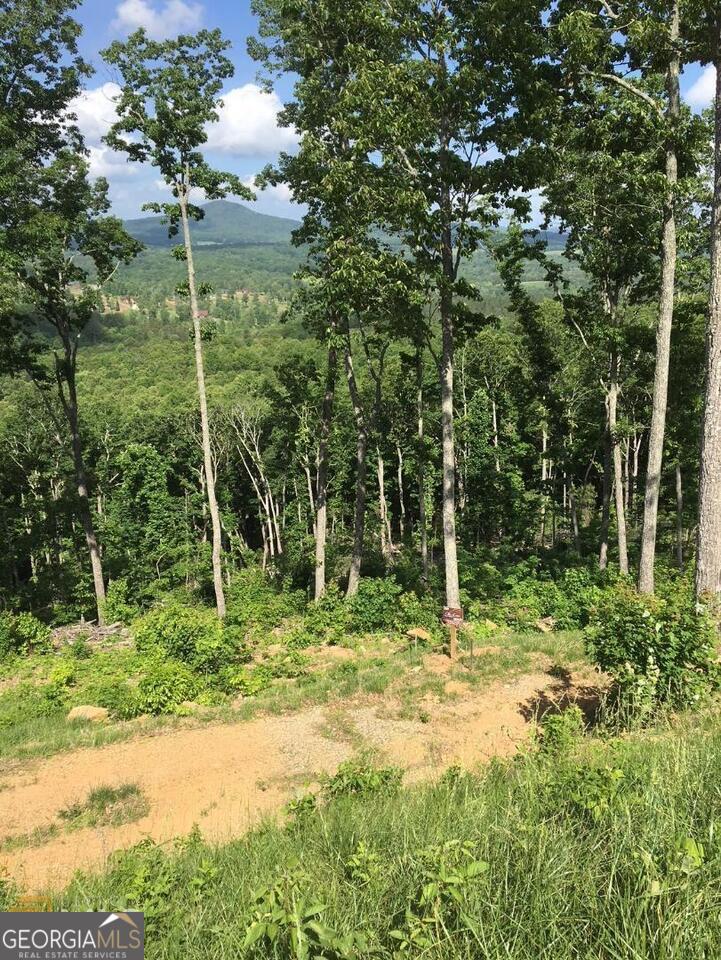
[499,107,653,573]
[251,0,418,598]
[0,0,91,376]
[103,28,253,618]
[356,0,550,615]
[555,0,707,591]
[5,153,140,622]
[695,8,721,598]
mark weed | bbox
[323,756,402,800]
[59,782,149,829]
[538,705,585,757]
[243,863,369,959]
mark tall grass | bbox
[57,709,721,959]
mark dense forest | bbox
[1,0,719,630]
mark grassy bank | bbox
[40,707,721,959]
[0,628,586,764]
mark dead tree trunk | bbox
[599,420,612,572]
[377,448,393,560]
[396,441,406,541]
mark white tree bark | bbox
[696,40,721,599]
[179,185,225,618]
[638,0,680,593]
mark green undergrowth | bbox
[0,623,589,764]
[3,558,715,759]
[49,707,721,959]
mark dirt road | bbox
[0,668,591,891]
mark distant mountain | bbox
[124,199,302,248]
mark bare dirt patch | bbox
[0,666,599,892]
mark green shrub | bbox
[0,611,51,659]
[469,563,607,631]
[539,705,585,757]
[296,579,442,646]
[394,591,443,638]
[345,578,403,633]
[585,581,719,714]
[104,578,140,625]
[91,680,142,720]
[133,601,235,672]
[323,756,402,799]
[225,567,304,633]
[298,584,346,645]
[266,650,309,679]
[222,664,273,697]
[561,764,627,823]
[136,659,201,714]
[67,634,93,660]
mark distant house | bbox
[197,309,210,319]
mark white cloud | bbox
[87,145,137,179]
[242,174,293,205]
[153,178,208,203]
[205,84,297,156]
[68,83,121,142]
[66,84,136,181]
[686,65,716,110]
[112,0,203,40]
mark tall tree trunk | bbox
[377,448,393,559]
[675,461,684,570]
[539,424,548,547]
[623,438,630,515]
[440,227,461,611]
[490,396,500,473]
[638,0,680,594]
[609,347,629,574]
[696,35,721,599]
[345,340,368,598]
[180,188,225,618]
[396,441,406,541]
[55,341,106,624]
[68,386,105,626]
[417,346,429,584]
[630,428,642,517]
[569,479,582,554]
[458,346,469,511]
[599,419,612,571]
[314,337,337,600]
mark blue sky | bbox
[73,0,300,220]
[72,0,717,223]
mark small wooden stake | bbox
[448,624,458,661]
